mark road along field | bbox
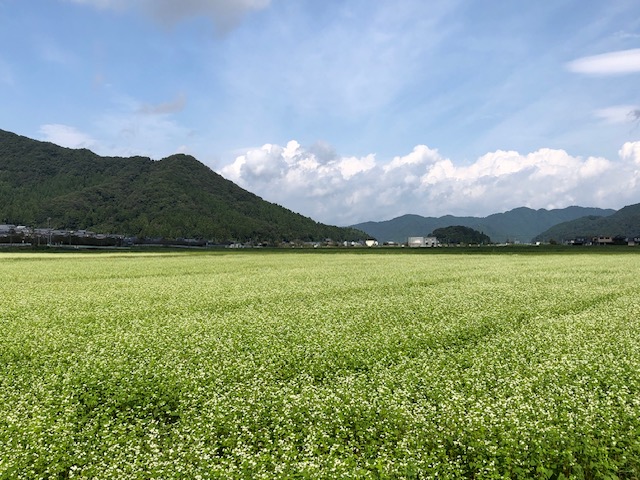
[1,249,639,479]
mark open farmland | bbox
[1,249,640,479]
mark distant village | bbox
[405,235,639,247]
[0,224,129,248]
[1,224,638,249]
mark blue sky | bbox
[1,0,640,225]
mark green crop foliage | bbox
[1,250,639,479]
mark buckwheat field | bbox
[1,249,639,479]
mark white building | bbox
[407,236,438,247]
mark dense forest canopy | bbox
[431,225,491,244]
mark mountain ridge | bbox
[0,129,366,243]
[352,206,617,243]
[533,203,640,242]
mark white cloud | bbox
[66,0,270,33]
[219,141,640,225]
[336,155,376,180]
[221,140,377,192]
[567,48,640,75]
[384,146,441,173]
[39,124,97,149]
[620,141,640,165]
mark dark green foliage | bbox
[0,129,365,242]
[431,225,491,244]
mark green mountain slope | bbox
[353,206,615,243]
[533,203,640,242]
[431,225,491,244]
[0,129,365,243]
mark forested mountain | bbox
[0,129,365,243]
[431,225,491,245]
[533,203,640,242]
[352,206,615,243]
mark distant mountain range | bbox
[3,128,638,245]
[352,206,619,243]
[533,203,640,242]
[0,129,365,243]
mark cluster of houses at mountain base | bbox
[569,236,640,247]
[2,224,639,248]
[403,235,640,247]
[0,225,222,248]
[0,224,127,247]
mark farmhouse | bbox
[594,236,614,245]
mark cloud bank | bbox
[221,141,640,225]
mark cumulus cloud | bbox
[220,141,640,225]
[222,140,376,191]
[567,48,640,75]
[620,141,640,165]
[384,146,441,173]
[66,0,270,33]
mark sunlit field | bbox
[1,249,639,479]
